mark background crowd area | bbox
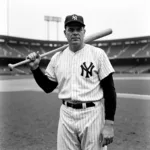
[0,35,150,75]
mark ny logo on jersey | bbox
[72,15,77,20]
[81,62,95,78]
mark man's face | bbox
[64,23,85,46]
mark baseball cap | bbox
[64,14,85,28]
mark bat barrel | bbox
[85,28,112,43]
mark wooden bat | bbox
[8,28,112,70]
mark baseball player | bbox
[27,14,117,150]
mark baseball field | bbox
[0,73,150,150]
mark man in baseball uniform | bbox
[27,14,117,150]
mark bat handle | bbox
[8,59,30,70]
[8,44,68,70]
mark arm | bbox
[100,73,117,147]
[26,51,58,93]
[100,73,117,122]
[32,67,58,93]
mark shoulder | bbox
[51,51,62,58]
[85,44,106,56]
[50,49,65,61]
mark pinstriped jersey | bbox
[45,44,115,101]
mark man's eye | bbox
[68,28,83,32]
[68,28,74,32]
[76,28,82,32]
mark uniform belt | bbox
[62,100,95,109]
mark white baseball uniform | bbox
[45,44,114,150]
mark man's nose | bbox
[72,30,79,34]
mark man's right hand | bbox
[27,51,41,70]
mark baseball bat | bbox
[8,28,112,70]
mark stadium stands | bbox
[108,44,123,58]
[135,44,150,58]
[0,43,22,58]
[8,43,31,56]
[0,35,150,75]
[0,45,7,57]
[119,43,147,58]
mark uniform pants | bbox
[57,101,107,150]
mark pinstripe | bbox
[57,102,107,150]
[46,44,113,150]
[45,44,114,101]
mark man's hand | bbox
[26,51,41,70]
[101,120,114,147]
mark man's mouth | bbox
[72,37,80,41]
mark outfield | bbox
[0,74,150,150]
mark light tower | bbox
[44,16,61,41]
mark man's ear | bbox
[84,28,86,34]
[64,30,66,37]
[83,29,86,38]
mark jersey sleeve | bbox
[98,50,115,80]
[45,53,59,82]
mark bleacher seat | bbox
[108,45,123,58]
[135,44,150,57]
[119,43,146,58]
[0,43,22,58]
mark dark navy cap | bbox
[64,14,85,27]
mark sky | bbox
[0,0,150,41]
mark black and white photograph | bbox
[0,0,150,149]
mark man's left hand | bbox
[101,121,114,147]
